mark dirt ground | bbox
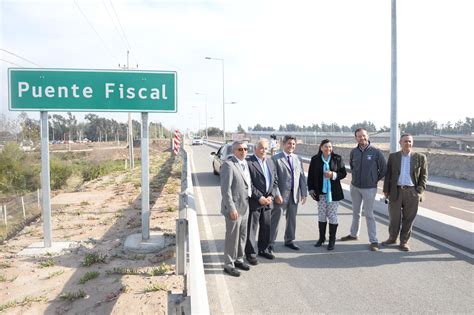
[0,145,184,314]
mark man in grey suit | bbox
[221,141,252,277]
[270,135,308,251]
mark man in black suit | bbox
[245,139,279,264]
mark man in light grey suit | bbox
[221,141,252,277]
[270,135,308,251]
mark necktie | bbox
[287,155,294,189]
[263,160,271,192]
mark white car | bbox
[192,136,204,145]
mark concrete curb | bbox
[340,182,473,252]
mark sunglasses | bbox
[237,147,248,152]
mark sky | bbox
[1,0,473,133]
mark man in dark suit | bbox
[245,139,279,265]
[383,134,428,251]
[270,135,308,251]
[221,141,252,277]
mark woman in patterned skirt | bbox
[307,139,347,250]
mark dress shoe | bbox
[224,267,240,277]
[340,235,358,241]
[381,239,397,246]
[284,243,300,250]
[268,245,275,254]
[258,251,275,260]
[246,256,258,265]
[369,243,380,251]
[399,243,410,251]
[234,261,250,271]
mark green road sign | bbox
[8,68,177,112]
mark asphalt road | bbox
[189,145,473,314]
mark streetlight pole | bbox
[195,92,208,142]
[390,0,400,153]
[191,106,202,136]
[225,101,237,138]
[205,57,226,142]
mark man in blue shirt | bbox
[383,134,428,251]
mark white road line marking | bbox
[450,206,473,214]
[190,150,234,314]
[340,200,473,259]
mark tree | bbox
[207,127,223,136]
[18,112,40,142]
[0,114,19,142]
[236,124,246,133]
[350,121,377,132]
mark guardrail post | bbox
[179,193,188,220]
[168,291,190,314]
[176,218,188,275]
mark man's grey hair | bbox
[255,138,269,148]
[232,140,247,151]
[400,133,413,140]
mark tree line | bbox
[0,112,172,143]
[247,118,473,135]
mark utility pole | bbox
[119,50,138,169]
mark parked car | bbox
[192,136,204,145]
[210,143,254,175]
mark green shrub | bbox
[59,289,86,301]
[82,253,107,267]
[0,142,40,193]
[79,271,100,284]
[79,160,123,182]
[50,158,73,190]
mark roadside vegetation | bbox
[0,142,126,196]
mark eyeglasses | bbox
[237,148,248,152]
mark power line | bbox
[0,48,42,67]
[0,58,24,67]
[73,0,120,65]
[108,0,139,66]
[102,0,128,52]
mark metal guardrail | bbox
[169,147,210,315]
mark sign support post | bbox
[40,111,52,247]
[9,68,177,253]
[141,112,150,240]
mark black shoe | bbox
[224,267,241,277]
[314,239,325,247]
[234,261,250,271]
[284,242,300,250]
[258,251,275,260]
[327,223,338,251]
[246,256,258,265]
[268,245,275,254]
[315,221,327,247]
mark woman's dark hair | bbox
[318,139,332,154]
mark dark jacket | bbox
[350,143,386,189]
[307,152,347,202]
[246,155,279,211]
